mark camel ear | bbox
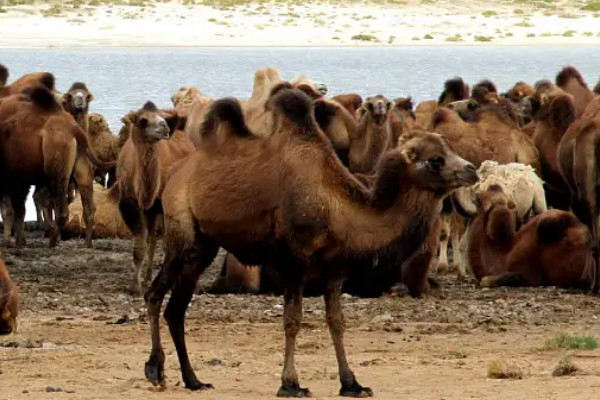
[87,92,94,103]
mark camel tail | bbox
[26,86,61,112]
[200,97,252,138]
[0,64,7,88]
[72,125,116,170]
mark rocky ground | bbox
[1,231,600,399]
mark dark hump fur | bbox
[271,88,316,134]
[269,81,294,99]
[438,77,468,104]
[0,64,8,88]
[313,99,338,129]
[25,85,60,112]
[200,97,251,138]
[39,72,55,91]
[473,79,497,94]
[556,66,588,88]
[593,79,600,95]
[536,213,571,244]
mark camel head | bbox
[62,82,93,116]
[396,130,478,193]
[290,75,327,99]
[361,95,393,124]
[131,101,177,142]
[0,255,18,335]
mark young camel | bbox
[143,85,477,397]
[348,95,394,173]
[0,250,19,335]
[0,86,112,247]
[117,102,194,295]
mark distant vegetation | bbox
[543,333,598,351]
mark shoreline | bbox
[1,1,600,48]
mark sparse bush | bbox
[423,33,433,39]
[582,1,600,11]
[474,35,493,42]
[351,33,379,42]
[487,360,523,380]
[544,333,598,350]
[527,33,535,37]
[482,10,497,17]
[563,30,576,37]
[552,356,579,377]
[445,33,463,42]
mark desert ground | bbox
[0,0,600,47]
[1,231,600,399]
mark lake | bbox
[1,45,599,220]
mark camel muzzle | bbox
[455,162,478,186]
[315,83,328,96]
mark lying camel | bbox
[0,86,112,247]
[63,183,131,239]
[348,95,394,173]
[530,84,575,210]
[556,66,596,118]
[0,250,18,335]
[144,85,477,396]
[472,190,592,290]
[117,102,194,295]
[557,96,600,293]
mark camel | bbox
[63,183,131,239]
[117,101,194,295]
[348,95,394,173]
[331,93,363,120]
[87,113,121,187]
[0,63,55,99]
[414,77,470,128]
[557,96,600,293]
[171,86,212,118]
[556,66,596,118]
[530,83,576,210]
[0,86,112,248]
[0,249,18,335]
[143,85,477,396]
[429,102,540,171]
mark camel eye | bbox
[427,157,445,169]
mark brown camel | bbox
[557,96,600,293]
[0,63,55,98]
[414,77,470,128]
[0,250,18,335]
[0,86,112,248]
[479,207,592,290]
[331,93,363,120]
[556,66,596,118]
[348,95,394,173]
[143,85,477,396]
[530,84,576,210]
[117,102,194,295]
[429,102,540,171]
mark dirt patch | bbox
[1,231,600,399]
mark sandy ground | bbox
[0,0,600,47]
[1,232,600,399]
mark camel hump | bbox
[431,107,454,128]
[270,87,314,130]
[0,64,8,88]
[38,72,55,91]
[201,97,251,138]
[26,85,61,112]
[473,79,498,94]
[536,213,571,244]
[439,77,469,104]
[556,65,587,88]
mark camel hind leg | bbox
[8,188,28,248]
[119,197,146,296]
[1,195,14,246]
[324,279,372,398]
[73,157,95,248]
[143,206,162,290]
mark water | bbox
[1,45,599,220]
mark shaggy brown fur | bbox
[117,102,194,295]
[0,87,112,248]
[143,86,477,396]
[556,66,595,118]
[480,210,592,289]
[429,105,540,170]
[531,85,576,209]
[349,95,394,173]
[63,183,131,239]
[557,96,600,293]
[87,113,121,186]
[0,250,18,335]
[471,79,499,105]
[468,185,518,282]
[415,77,470,128]
[331,93,363,120]
[504,81,535,103]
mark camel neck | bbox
[133,136,161,210]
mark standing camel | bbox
[117,101,193,295]
[143,85,477,397]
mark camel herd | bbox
[1,61,600,397]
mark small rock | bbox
[206,358,223,366]
[383,323,403,332]
[46,386,63,393]
[371,313,393,324]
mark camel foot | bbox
[436,261,449,274]
[339,381,373,398]
[185,379,213,391]
[480,276,496,288]
[277,383,312,398]
[144,358,165,387]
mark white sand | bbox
[0,0,599,48]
